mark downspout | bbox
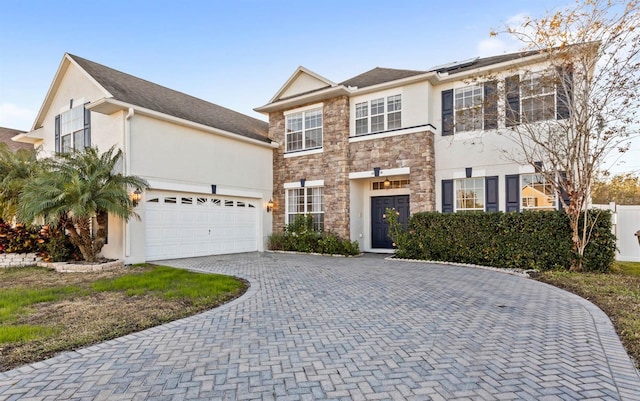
[124,108,134,258]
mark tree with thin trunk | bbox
[490,0,640,271]
[18,146,148,262]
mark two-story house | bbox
[256,49,573,252]
[14,53,277,263]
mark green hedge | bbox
[267,215,360,256]
[391,210,615,272]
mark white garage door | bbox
[145,191,259,261]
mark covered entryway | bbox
[144,191,258,261]
[371,195,409,249]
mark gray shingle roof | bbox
[68,54,270,143]
[337,49,546,90]
[0,127,31,152]
[429,49,543,74]
[340,67,427,89]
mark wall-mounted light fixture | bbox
[383,178,392,189]
[266,199,274,213]
[130,189,142,207]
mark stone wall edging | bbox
[0,253,42,268]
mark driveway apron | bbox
[0,252,639,400]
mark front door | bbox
[371,195,410,249]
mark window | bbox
[286,187,324,231]
[506,69,571,126]
[371,179,410,190]
[521,72,555,123]
[454,85,483,132]
[56,104,90,153]
[286,107,323,152]
[455,178,485,211]
[354,94,401,135]
[355,102,368,135]
[520,173,556,210]
[442,82,496,136]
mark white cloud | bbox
[476,12,531,56]
[0,103,35,130]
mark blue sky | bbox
[0,0,638,173]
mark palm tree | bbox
[18,146,148,262]
[0,144,40,221]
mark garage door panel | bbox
[145,191,259,261]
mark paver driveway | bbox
[1,252,639,401]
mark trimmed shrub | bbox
[389,209,615,272]
[267,215,360,256]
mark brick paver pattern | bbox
[0,252,639,400]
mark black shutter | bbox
[505,75,520,127]
[54,114,61,153]
[441,89,454,136]
[485,176,499,212]
[483,81,498,130]
[442,179,454,213]
[556,66,573,120]
[505,174,520,212]
[83,104,91,148]
[558,171,570,210]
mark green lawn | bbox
[537,261,640,369]
[0,265,247,371]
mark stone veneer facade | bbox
[348,131,435,213]
[270,95,436,240]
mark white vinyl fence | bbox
[593,203,640,262]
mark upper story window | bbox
[521,72,555,122]
[285,107,323,153]
[506,68,572,126]
[454,85,483,132]
[355,94,401,135]
[442,83,496,136]
[55,102,91,153]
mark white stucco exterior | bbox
[17,54,274,264]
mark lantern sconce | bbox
[266,199,274,213]
[131,189,142,207]
[383,178,392,189]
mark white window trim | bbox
[284,180,324,189]
[284,103,324,153]
[283,148,323,158]
[453,84,484,134]
[351,90,403,137]
[453,177,485,212]
[284,185,325,230]
[518,70,557,124]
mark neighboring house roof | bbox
[340,67,427,89]
[68,54,270,143]
[0,127,32,152]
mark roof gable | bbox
[269,67,336,103]
[67,54,269,143]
